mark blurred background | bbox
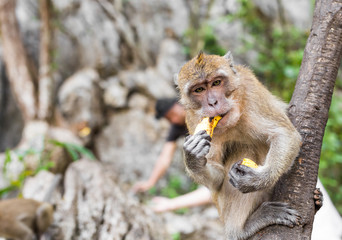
[0,0,341,239]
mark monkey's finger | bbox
[194,140,211,158]
[185,135,191,142]
[184,136,204,154]
[184,135,197,148]
[313,194,321,200]
[314,188,323,197]
[195,129,212,140]
[194,141,210,153]
[228,170,239,188]
[197,138,211,148]
[194,129,207,136]
[229,176,239,189]
[196,145,210,161]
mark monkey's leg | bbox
[13,221,37,240]
[238,202,300,240]
[314,188,323,212]
[183,131,225,190]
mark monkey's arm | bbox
[183,130,225,190]
[229,126,301,193]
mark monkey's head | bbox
[176,51,242,134]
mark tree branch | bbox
[0,0,37,121]
[38,0,55,121]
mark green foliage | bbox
[160,175,198,199]
[230,0,308,101]
[0,140,94,198]
[182,0,226,58]
[49,140,96,161]
[172,232,181,240]
[1,149,50,198]
[183,23,226,58]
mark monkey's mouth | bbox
[220,111,229,118]
[209,111,229,122]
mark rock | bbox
[49,0,189,75]
[49,159,170,240]
[252,0,312,30]
[128,93,152,112]
[58,69,104,140]
[53,0,121,76]
[94,106,192,190]
[102,77,129,108]
[156,39,186,81]
[162,206,224,240]
[94,108,167,183]
[0,121,82,192]
[118,68,176,99]
[121,0,189,67]
[22,170,62,204]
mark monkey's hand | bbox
[228,160,266,193]
[183,130,211,172]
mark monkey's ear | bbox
[224,51,237,74]
[173,73,179,86]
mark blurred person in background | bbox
[132,97,212,212]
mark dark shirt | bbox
[166,124,188,142]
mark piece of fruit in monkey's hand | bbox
[240,158,258,168]
[194,116,222,137]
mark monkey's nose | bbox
[208,100,218,107]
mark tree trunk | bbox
[38,0,55,121]
[0,0,37,121]
[249,0,342,239]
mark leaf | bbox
[49,140,96,160]
[65,143,96,160]
[0,185,17,197]
[64,144,80,161]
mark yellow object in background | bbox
[79,126,91,137]
[241,158,258,168]
[194,116,222,137]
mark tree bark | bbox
[38,0,55,121]
[0,0,37,121]
[249,0,342,239]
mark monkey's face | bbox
[177,52,241,132]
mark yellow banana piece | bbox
[241,158,258,168]
[194,116,222,137]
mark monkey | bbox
[314,187,323,213]
[175,51,303,240]
[0,174,61,240]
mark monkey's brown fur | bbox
[177,52,302,240]
[0,198,53,240]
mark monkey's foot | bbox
[242,202,300,239]
[314,188,323,212]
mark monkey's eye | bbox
[212,80,221,86]
[194,87,205,93]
